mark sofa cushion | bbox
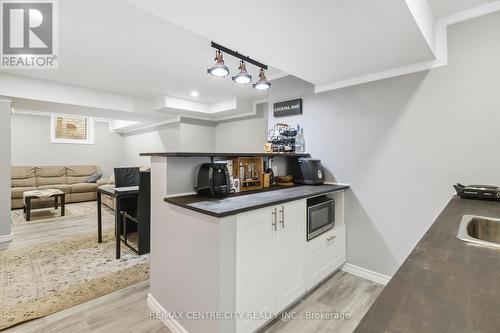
[12,166,36,179]
[66,165,100,184]
[37,184,71,194]
[70,192,97,203]
[35,166,67,186]
[11,187,37,199]
[36,166,66,177]
[12,177,37,188]
[67,165,100,177]
[11,198,24,210]
[70,183,98,194]
[11,167,37,187]
[37,176,67,186]
[67,176,88,185]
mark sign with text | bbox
[1,0,58,69]
[273,99,302,117]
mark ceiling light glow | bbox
[232,60,252,85]
[207,50,229,77]
[253,68,271,90]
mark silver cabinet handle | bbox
[272,208,277,231]
[279,206,285,228]
[327,235,336,242]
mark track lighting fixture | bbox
[207,50,229,77]
[253,68,271,90]
[232,60,252,85]
[208,42,271,90]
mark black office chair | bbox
[119,171,151,255]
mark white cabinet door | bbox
[236,207,276,333]
[275,200,306,312]
[306,225,346,290]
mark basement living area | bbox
[1,1,500,333]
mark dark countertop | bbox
[165,184,349,217]
[355,196,500,333]
[139,151,311,158]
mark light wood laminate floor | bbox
[2,204,383,333]
[3,281,170,333]
[264,271,383,333]
[2,203,115,250]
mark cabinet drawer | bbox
[306,225,346,290]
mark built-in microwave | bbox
[307,195,335,241]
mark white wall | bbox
[11,113,217,182]
[215,103,268,152]
[267,12,500,276]
[122,123,182,167]
[180,120,215,152]
[122,121,215,167]
[11,113,126,178]
[0,99,12,238]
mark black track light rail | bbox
[211,41,268,70]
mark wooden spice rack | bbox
[232,157,264,191]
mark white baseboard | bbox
[0,233,13,243]
[147,293,189,333]
[342,263,391,286]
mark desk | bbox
[97,186,139,259]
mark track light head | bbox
[253,68,271,90]
[207,50,229,77]
[232,60,252,85]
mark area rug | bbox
[11,201,99,225]
[0,231,149,330]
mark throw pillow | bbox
[86,173,102,183]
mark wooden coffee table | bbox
[23,189,66,221]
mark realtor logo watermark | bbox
[1,0,58,68]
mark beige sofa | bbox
[11,165,102,209]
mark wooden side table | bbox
[23,190,66,221]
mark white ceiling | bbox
[126,0,436,87]
[0,0,281,104]
[429,0,498,18]
[2,0,498,114]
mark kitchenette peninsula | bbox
[140,152,349,333]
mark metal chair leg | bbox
[123,213,128,245]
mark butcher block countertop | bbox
[355,196,500,333]
[165,184,349,217]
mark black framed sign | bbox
[273,98,302,117]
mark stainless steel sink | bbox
[457,215,500,249]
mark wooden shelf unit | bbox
[232,157,264,191]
